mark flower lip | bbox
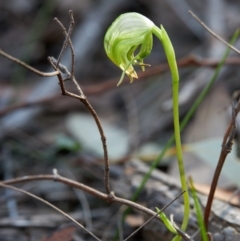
[104,12,155,85]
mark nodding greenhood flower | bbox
[104,12,178,86]
[104,13,189,240]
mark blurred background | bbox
[1,0,240,240]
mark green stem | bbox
[153,26,189,239]
[121,26,239,241]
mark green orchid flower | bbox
[104,12,178,86]
[104,12,189,241]
[104,13,153,85]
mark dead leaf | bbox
[194,182,240,206]
[40,226,76,241]
[125,214,144,227]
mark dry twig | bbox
[0,173,186,240]
[189,10,240,55]
[0,49,59,77]
[204,92,240,229]
[48,12,111,195]
[2,174,156,217]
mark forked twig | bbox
[1,23,111,196]
[48,56,111,195]
[0,182,101,241]
[54,10,75,76]
[1,173,188,240]
[2,174,157,217]
[49,12,111,195]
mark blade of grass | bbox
[189,177,208,241]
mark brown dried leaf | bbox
[125,214,144,227]
[194,182,240,206]
[40,226,76,241]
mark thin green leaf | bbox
[156,207,177,234]
[189,177,208,241]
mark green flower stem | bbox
[104,13,190,237]
[153,26,189,239]
[123,28,239,238]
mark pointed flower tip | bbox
[130,71,138,79]
[116,70,138,87]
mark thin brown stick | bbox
[0,182,101,241]
[54,13,82,96]
[68,10,75,76]
[204,93,240,229]
[189,11,240,55]
[49,12,112,195]
[80,98,111,190]
[54,11,75,71]
[49,54,111,196]
[48,57,67,95]
[0,49,59,77]
[1,174,156,217]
